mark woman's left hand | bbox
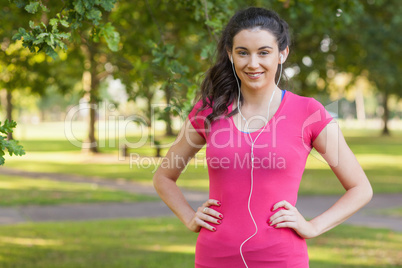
[268,200,318,239]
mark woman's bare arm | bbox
[306,120,373,236]
[153,118,222,232]
[270,120,373,238]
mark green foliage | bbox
[24,1,39,13]
[6,0,401,139]
[0,120,25,165]
[12,17,71,59]
[10,0,120,58]
[147,40,193,119]
[97,22,120,51]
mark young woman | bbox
[153,7,373,268]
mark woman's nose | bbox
[247,55,260,69]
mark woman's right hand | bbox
[186,199,223,232]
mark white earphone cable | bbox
[231,55,283,268]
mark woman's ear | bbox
[279,46,290,64]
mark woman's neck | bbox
[240,85,280,109]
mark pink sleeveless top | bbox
[188,91,333,268]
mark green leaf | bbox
[59,20,69,28]
[50,34,55,46]
[146,40,157,49]
[44,46,58,59]
[82,0,92,9]
[86,8,102,24]
[57,33,71,39]
[100,22,120,52]
[98,0,116,11]
[59,41,68,50]
[170,60,188,75]
[33,39,44,45]
[40,3,50,12]
[200,46,209,59]
[165,44,175,57]
[5,140,26,157]
[29,20,35,29]
[49,18,58,27]
[152,57,162,64]
[0,119,25,165]
[25,1,40,14]
[73,0,85,15]
[0,120,17,135]
[36,32,49,39]
[12,27,26,41]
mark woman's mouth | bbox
[246,72,264,79]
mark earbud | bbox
[280,54,284,64]
[230,55,233,63]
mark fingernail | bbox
[219,214,223,219]
[268,220,272,225]
[217,220,221,224]
[271,207,275,211]
[212,227,216,231]
[217,201,221,206]
[273,224,277,228]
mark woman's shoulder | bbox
[190,98,214,114]
[187,97,215,124]
[285,91,324,107]
[283,91,330,119]
[285,90,311,103]
[190,97,234,115]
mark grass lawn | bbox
[4,124,402,195]
[364,207,402,218]
[0,175,157,206]
[0,217,400,268]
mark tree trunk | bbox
[147,94,153,128]
[381,91,390,136]
[81,42,99,153]
[6,90,13,140]
[164,83,174,136]
[88,44,100,153]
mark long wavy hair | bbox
[194,7,291,132]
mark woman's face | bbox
[229,28,284,93]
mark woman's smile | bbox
[230,29,282,92]
[245,72,265,79]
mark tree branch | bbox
[202,0,219,43]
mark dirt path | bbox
[0,167,401,232]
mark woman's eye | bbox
[260,51,269,55]
[239,51,248,56]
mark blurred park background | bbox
[0,0,401,267]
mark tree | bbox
[9,0,120,152]
[109,0,225,137]
[0,1,44,164]
[333,0,402,135]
